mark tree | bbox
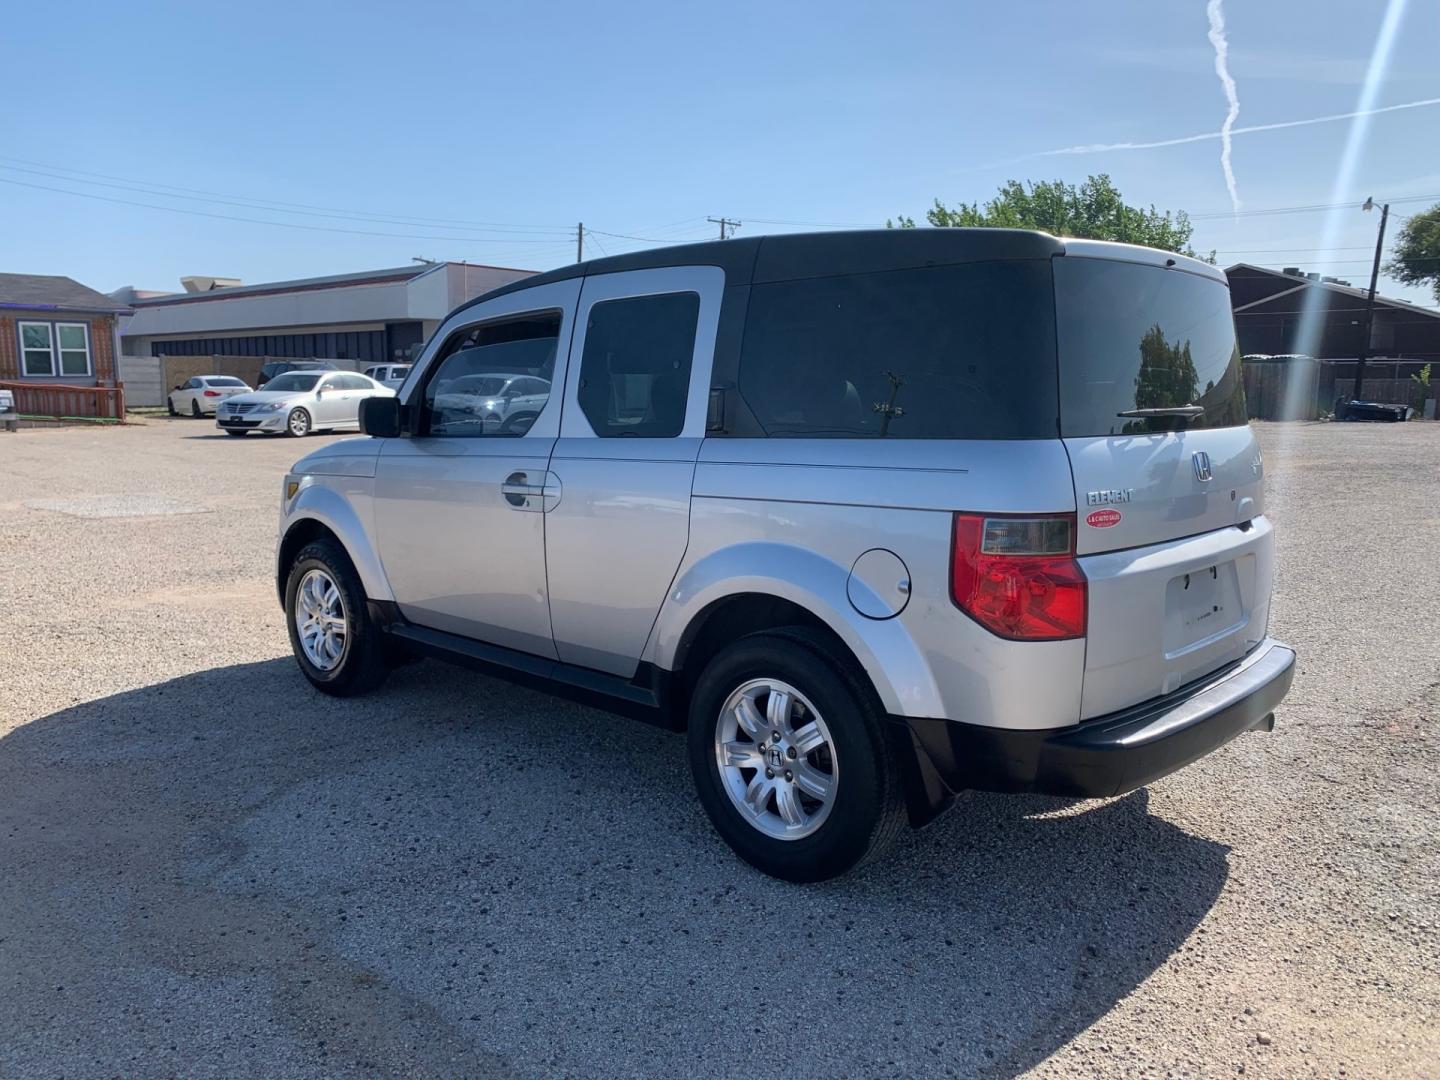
[1386,204,1440,303]
[890,174,1211,260]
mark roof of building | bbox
[0,273,131,314]
[129,261,532,308]
[1225,263,1440,320]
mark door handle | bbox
[501,470,562,511]
[501,471,545,508]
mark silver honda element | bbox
[276,229,1295,882]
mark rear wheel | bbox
[284,539,390,696]
[286,407,312,437]
[190,398,202,418]
[687,629,905,882]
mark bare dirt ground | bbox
[0,417,1436,1078]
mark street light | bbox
[1352,197,1390,406]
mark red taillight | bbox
[951,513,1087,640]
[203,390,221,397]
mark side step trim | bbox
[382,622,679,729]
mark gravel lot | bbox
[0,416,1436,1079]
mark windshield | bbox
[264,373,320,393]
[1054,258,1247,437]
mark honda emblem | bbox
[1193,451,1213,482]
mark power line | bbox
[707,216,742,240]
[0,175,582,248]
[0,154,576,233]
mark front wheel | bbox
[284,539,390,696]
[167,397,177,416]
[687,630,906,882]
[286,407,312,437]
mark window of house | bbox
[57,324,91,375]
[423,313,561,437]
[577,293,699,438]
[17,321,92,377]
[20,322,55,376]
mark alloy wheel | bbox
[295,568,347,671]
[714,678,838,840]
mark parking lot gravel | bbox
[0,416,1436,1078]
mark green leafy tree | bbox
[1134,323,1200,409]
[1386,205,1440,303]
[890,174,1211,260]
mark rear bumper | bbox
[892,638,1295,822]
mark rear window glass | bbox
[737,261,1057,439]
[207,377,246,387]
[1054,258,1247,437]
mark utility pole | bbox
[576,222,584,263]
[1353,198,1390,403]
[707,216,741,240]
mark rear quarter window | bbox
[1054,257,1247,437]
[736,261,1057,439]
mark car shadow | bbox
[0,659,1229,1078]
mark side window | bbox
[422,313,561,437]
[577,292,699,438]
[185,377,201,389]
[736,262,1057,439]
[336,374,369,390]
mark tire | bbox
[167,398,177,417]
[687,629,906,882]
[225,430,247,437]
[190,398,202,418]
[285,407,312,437]
[284,539,390,697]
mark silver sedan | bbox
[215,371,396,437]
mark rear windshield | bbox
[1054,258,1246,437]
[737,261,1058,439]
[207,377,246,387]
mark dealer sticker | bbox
[1086,508,1123,528]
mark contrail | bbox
[1036,97,1440,157]
[1206,0,1241,211]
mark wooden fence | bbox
[1242,358,1435,420]
[0,381,126,421]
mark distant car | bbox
[363,364,412,390]
[168,376,252,417]
[256,360,335,388]
[429,372,551,434]
[216,371,394,437]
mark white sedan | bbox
[215,371,395,437]
[168,375,252,417]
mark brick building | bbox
[0,274,129,386]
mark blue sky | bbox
[2,0,1437,303]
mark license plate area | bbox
[1164,561,1244,657]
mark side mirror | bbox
[173,384,183,391]
[359,395,401,438]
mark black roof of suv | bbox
[460,229,1067,314]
